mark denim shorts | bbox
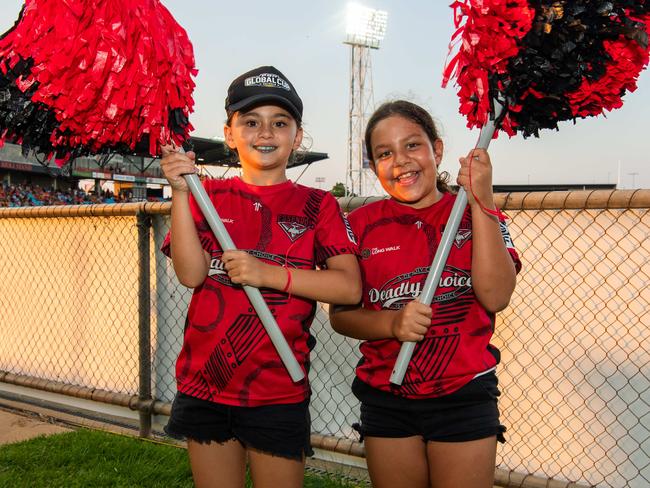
[352,371,506,443]
[165,392,313,460]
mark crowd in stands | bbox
[0,183,164,207]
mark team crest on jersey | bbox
[454,225,472,248]
[277,214,311,242]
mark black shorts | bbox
[164,392,314,460]
[352,372,506,443]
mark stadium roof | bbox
[189,136,328,168]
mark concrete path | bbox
[0,409,70,445]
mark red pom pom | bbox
[0,0,196,164]
[442,3,650,138]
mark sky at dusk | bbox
[1,0,649,191]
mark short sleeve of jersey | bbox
[161,179,219,258]
[313,192,358,267]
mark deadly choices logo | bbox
[368,266,472,309]
[207,249,288,286]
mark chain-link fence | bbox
[1,191,649,487]
[0,206,143,394]
[489,191,650,488]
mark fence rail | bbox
[1,190,649,488]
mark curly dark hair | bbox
[364,100,451,194]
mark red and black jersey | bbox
[162,177,357,407]
[348,193,521,399]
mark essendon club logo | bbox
[277,214,311,242]
[454,224,472,248]
[454,212,472,249]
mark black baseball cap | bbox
[225,66,303,122]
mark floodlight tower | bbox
[344,3,387,196]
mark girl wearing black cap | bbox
[159,66,361,488]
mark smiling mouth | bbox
[395,171,420,183]
[254,145,277,153]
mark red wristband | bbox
[282,267,292,294]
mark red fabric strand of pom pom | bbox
[566,14,650,118]
[442,0,534,134]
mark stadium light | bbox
[345,3,388,49]
[343,3,388,196]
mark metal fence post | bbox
[136,210,152,437]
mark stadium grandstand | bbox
[0,137,328,206]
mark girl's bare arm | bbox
[329,300,432,342]
[223,251,362,305]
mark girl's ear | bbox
[433,139,444,167]
[292,127,304,151]
[224,124,236,149]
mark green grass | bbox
[0,428,363,487]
